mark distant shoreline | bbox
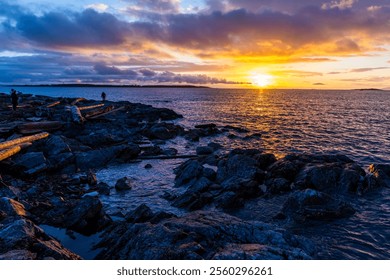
[1,84,210,89]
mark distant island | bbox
[5,84,210,89]
[356,88,385,91]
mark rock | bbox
[43,135,71,156]
[216,152,264,187]
[172,191,214,211]
[125,204,154,223]
[0,197,27,219]
[75,145,128,171]
[87,171,97,186]
[294,162,365,194]
[207,142,223,151]
[12,152,48,176]
[95,211,313,260]
[366,164,390,189]
[117,143,141,161]
[281,189,355,223]
[143,123,183,140]
[115,177,133,191]
[141,145,162,156]
[162,148,178,156]
[196,146,214,155]
[195,123,217,129]
[0,249,37,260]
[265,177,291,194]
[174,160,203,187]
[0,219,81,259]
[144,163,153,169]
[202,167,216,180]
[97,182,110,195]
[63,196,112,235]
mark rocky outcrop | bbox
[96,211,314,260]
[0,197,81,260]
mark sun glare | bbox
[250,73,274,88]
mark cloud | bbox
[313,82,325,85]
[350,67,389,72]
[125,0,180,14]
[13,9,130,48]
[86,3,109,12]
[322,0,358,10]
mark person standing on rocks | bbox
[101,91,106,102]
[11,89,18,111]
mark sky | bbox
[1,0,390,89]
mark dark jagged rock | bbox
[174,159,203,187]
[75,145,129,171]
[294,162,365,194]
[281,189,355,223]
[125,204,154,223]
[0,219,81,260]
[95,211,314,260]
[141,145,162,156]
[62,196,111,235]
[143,123,184,140]
[0,197,81,260]
[265,177,291,194]
[11,152,48,176]
[196,146,214,155]
[216,150,264,187]
[115,177,132,191]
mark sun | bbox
[250,73,274,88]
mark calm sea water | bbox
[1,86,389,259]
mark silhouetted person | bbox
[11,89,18,111]
[101,91,106,102]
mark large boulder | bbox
[115,177,133,191]
[12,152,48,176]
[174,160,203,187]
[75,145,129,171]
[294,162,365,194]
[95,211,313,260]
[62,196,112,235]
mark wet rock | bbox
[294,162,365,194]
[96,211,313,260]
[196,146,214,155]
[172,191,214,211]
[281,189,355,223]
[115,177,132,191]
[144,163,153,169]
[216,151,264,187]
[0,183,19,199]
[195,123,217,129]
[174,159,203,187]
[117,143,141,161]
[143,123,183,140]
[202,167,216,181]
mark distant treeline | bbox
[6,84,209,89]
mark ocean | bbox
[1,86,389,259]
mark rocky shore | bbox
[0,92,389,260]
